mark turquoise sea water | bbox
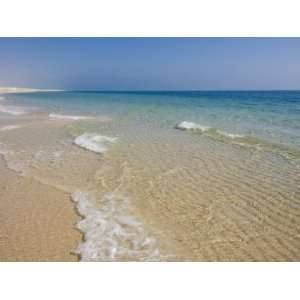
[8,90,300,152]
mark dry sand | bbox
[0,87,62,94]
[0,157,82,261]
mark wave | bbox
[175,121,300,159]
[175,121,244,137]
[175,121,211,132]
[0,104,28,115]
[74,133,117,154]
[0,125,22,131]
[49,113,93,121]
[71,191,161,261]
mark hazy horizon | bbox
[1,38,300,90]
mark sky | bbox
[0,38,300,90]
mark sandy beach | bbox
[0,87,300,261]
[0,87,62,94]
[0,157,82,261]
[0,88,81,261]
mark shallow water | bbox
[0,91,299,261]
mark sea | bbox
[0,90,299,261]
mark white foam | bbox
[71,191,161,261]
[175,121,245,139]
[0,104,27,115]
[49,113,92,121]
[74,133,117,154]
[175,121,210,132]
[0,125,22,131]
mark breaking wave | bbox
[175,121,300,159]
[74,133,117,154]
[71,191,162,261]
[175,121,211,132]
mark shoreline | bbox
[0,155,82,261]
[0,87,63,94]
[0,89,299,261]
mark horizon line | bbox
[66,89,300,92]
[2,87,300,93]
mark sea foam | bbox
[49,113,92,121]
[74,133,117,154]
[175,121,211,132]
[175,121,244,138]
[174,121,300,159]
[71,191,161,261]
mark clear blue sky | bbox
[0,38,300,90]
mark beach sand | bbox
[0,89,299,261]
[0,87,62,94]
[0,88,81,261]
[0,157,82,261]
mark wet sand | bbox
[0,157,82,261]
